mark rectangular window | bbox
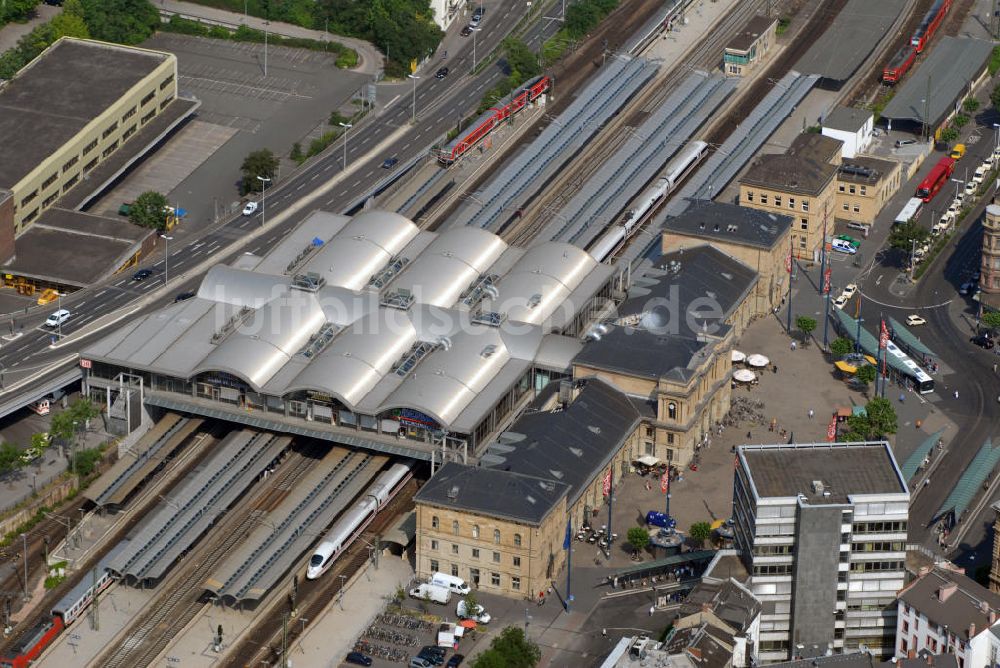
[492,551,500,563]
[102,121,119,139]
[860,185,867,196]
[838,184,846,192]
[102,141,119,158]
[760,194,769,205]
[122,106,137,122]
[430,540,439,551]
[799,237,807,249]
[62,155,79,173]
[141,90,156,106]
[451,543,458,555]
[22,208,39,224]
[843,203,849,211]
[490,572,500,587]
[122,124,138,141]
[83,138,98,155]
[849,185,856,194]
[430,559,439,573]
[512,576,521,591]
[62,173,79,191]
[160,74,175,90]
[20,190,37,207]
[513,556,521,568]
[83,157,98,173]
[800,218,808,230]
[774,195,782,207]
[160,95,174,110]
[451,564,459,577]
[788,197,795,208]
[802,200,810,212]
[746,190,754,202]
[852,204,860,213]
[452,521,459,535]
[141,110,156,125]
[666,433,675,444]
[41,172,58,190]
[42,192,58,208]
[471,548,480,560]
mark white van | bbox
[409,583,451,604]
[831,239,857,255]
[44,309,71,328]
[430,572,471,595]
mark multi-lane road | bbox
[0,0,568,394]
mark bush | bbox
[963,97,981,113]
[776,17,791,35]
[830,337,853,359]
[72,448,103,478]
[938,126,959,143]
[990,45,1000,76]
[953,114,970,129]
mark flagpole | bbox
[565,516,572,612]
[821,217,831,349]
[607,468,613,559]
[786,235,793,334]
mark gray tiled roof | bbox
[740,153,838,196]
[663,202,792,250]
[899,567,1000,641]
[414,462,569,526]
[824,106,872,133]
[574,327,718,382]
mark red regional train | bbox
[438,74,551,164]
[882,44,917,84]
[911,0,951,53]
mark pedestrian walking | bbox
[648,605,655,616]
[993,363,997,373]
[746,430,751,439]
[807,409,814,419]
[790,341,797,351]
[899,393,905,403]
[954,390,959,399]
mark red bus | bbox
[915,156,955,202]
[882,45,916,84]
[911,0,951,53]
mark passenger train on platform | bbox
[587,140,709,262]
[307,462,412,579]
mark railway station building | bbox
[722,15,778,77]
[740,134,841,260]
[661,201,792,315]
[835,157,903,229]
[82,208,628,466]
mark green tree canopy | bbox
[0,0,38,26]
[502,37,540,80]
[689,521,712,547]
[855,364,877,385]
[627,526,650,554]
[838,397,897,441]
[80,0,159,45]
[796,316,817,341]
[470,626,541,668]
[982,310,1000,332]
[0,443,22,476]
[129,191,170,230]
[889,218,930,252]
[241,149,280,194]
[830,337,853,359]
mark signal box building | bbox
[733,442,909,662]
[723,15,778,77]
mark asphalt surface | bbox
[0,0,565,388]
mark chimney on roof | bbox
[688,647,703,660]
[980,600,990,615]
[702,602,712,614]
[990,609,998,625]
[908,650,916,659]
[969,623,977,639]
[938,582,958,602]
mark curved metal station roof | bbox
[85,209,608,432]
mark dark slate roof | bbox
[0,38,169,189]
[414,462,569,526]
[617,244,758,326]
[482,378,640,506]
[663,201,792,251]
[824,106,872,133]
[795,0,907,82]
[664,624,733,668]
[726,15,776,52]
[898,567,1000,641]
[839,156,897,186]
[574,326,719,382]
[677,579,761,634]
[740,153,838,196]
[787,133,843,164]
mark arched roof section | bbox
[197,266,290,309]
[299,210,419,291]
[284,308,418,408]
[389,227,508,308]
[483,242,598,325]
[378,324,538,427]
[194,292,326,390]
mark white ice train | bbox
[587,140,709,262]
[306,461,412,579]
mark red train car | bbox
[438,74,552,164]
[882,45,916,84]
[911,0,951,53]
[0,618,63,668]
[915,156,955,202]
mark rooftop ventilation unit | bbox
[481,344,498,359]
[393,341,436,377]
[210,305,255,344]
[460,274,500,308]
[380,288,414,310]
[812,480,825,494]
[527,293,542,309]
[447,485,460,500]
[298,323,342,359]
[291,272,326,292]
[369,256,410,289]
[472,311,507,327]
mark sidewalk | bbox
[155,0,382,75]
[0,5,60,53]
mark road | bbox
[0,0,567,392]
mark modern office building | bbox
[733,442,909,662]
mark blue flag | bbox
[563,517,572,550]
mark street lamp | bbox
[951,177,964,202]
[159,234,173,286]
[471,27,482,73]
[407,74,420,124]
[338,122,352,170]
[257,175,271,228]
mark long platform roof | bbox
[84,209,609,434]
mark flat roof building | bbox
[734,442,909,662]
[723,15,778,78]
[823,107,874,159]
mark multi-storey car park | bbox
[82,209,626,464]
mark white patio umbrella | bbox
[733,369,756,383]
[747,354,770,368]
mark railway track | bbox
[223,478,419,667]
[91,444,313,668]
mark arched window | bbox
[514,533,522,547]
[431,515,439,530]
[472,524,480,539]
[668,402,677,420]
[494,529,501,544]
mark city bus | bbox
[894,197,923,225]
[885,340,934,393]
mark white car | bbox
[456,599,491,624]
[973,165,988,185]
[906,314,926,326]
[994,146,1000,163]
[44,309,71,328]
[965,182,977,197]
[833,294,849,309]
[841,283,858,300]
[947,203,960,218]
[242,201,259,216]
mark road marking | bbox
[352,179,361,187]
[310,173,320,181]
[95,290,108,298]
[384,94,401,109]
[875,274,883,286]
[324,164,333,171]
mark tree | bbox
[689,521,712,547]
[992,83,1000,111]
[49,410,77,445]
[462,589,479,615]
[129,191,170,230]
[982,310,1000,332]
[939,126,960,144]
[627,526,650,556]
[964,97,981,112]
[953,114,970,129]
[80,0,159,45]
[796,316,817,342]
[855,364,877,386]
[889,218,930,252]
[290,142,304,164]
[31,433,51,453]
[0,0,37,25]
[838,397,897,442]
[470,626,541,668]
[240,149,280,195]
[72,448,103,477]
[502,37,540,80]
[830,337,853,359]
[0,443,21,476]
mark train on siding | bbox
[586,140,709,262]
